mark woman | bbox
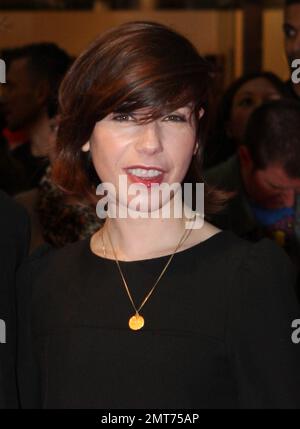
[17,21,300,409]
[204,72,287,168]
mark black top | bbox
[17,230,300,409]
[0,191,30,408]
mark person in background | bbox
[0,103,27,195]
[1,43,71,193]
[283,0,300,99]
[205,99,300,266]
[14,66,102,252]
[0,191,30,408]
[204,72,287,169]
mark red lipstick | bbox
[124,165,166,188]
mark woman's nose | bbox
[135,121,163,154]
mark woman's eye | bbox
[112,113,133,122]
[163,114,186,122]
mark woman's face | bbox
[227,77,282,145]
[85,105,203,214]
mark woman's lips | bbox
[124,169,165,188]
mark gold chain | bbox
[102,215,197,330]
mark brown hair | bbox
[52,20,228,215]
[245,99,300,178]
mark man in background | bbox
[205,99,300,266]
[1,43,71,193]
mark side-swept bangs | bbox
[53,21,229,214]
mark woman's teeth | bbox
[127,168,162,178]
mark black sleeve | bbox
[16,244,52,409]
[226,238,300,408]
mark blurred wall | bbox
[0,9,241,85]
[0,8,289,84]
[264,9,289,80]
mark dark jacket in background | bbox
[0,136,28,196]
[0,191,30,408]
[0,131,49,196]
[204,155,300,267]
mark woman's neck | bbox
[92,203,199,261]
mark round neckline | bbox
[86,229,230,265]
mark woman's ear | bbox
[81,141,90,152]
[193,142,199,155]
[199,108,205,119]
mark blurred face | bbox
[245,163,300,209]
[227,78,282,145]
[2,58,42,131]
[283,4,300,68]
[47,115,59,162]
[30,113,58,159]
[86,105,202,214]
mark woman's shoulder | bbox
[17,237,91,287]
[222,232,299,311]
[197,224,298,289]
[230,232,297,281]
[200,221,294,263]
[190,221,251,263]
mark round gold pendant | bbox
[129,314,144,331]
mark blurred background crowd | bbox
[1,0,300,266]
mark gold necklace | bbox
[102,215,196,331]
